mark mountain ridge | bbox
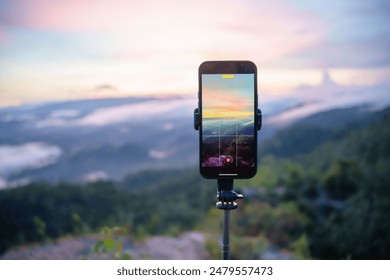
[0,95,388,187]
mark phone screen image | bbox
[201,73,256,177]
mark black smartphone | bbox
[198,61,258,179]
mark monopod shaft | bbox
[216,178,242,260]
[222,209,230,260]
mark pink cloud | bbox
[0,0,328,105]
[0,25,6,44]
[2,0,135,32]
[2,0,325,60]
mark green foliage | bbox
[237,155,280,189]
[71,212,82,234]
[281,162,305,201]
[0,169,214,254]
[323,159,360,200]
[199,201,307,259]
[0,181,131,252]
[289,234,311,260]
[230,235,267,260]
[310,160,390,259]
[32,216,47,241]
[235,201,308,248]
[301,114,390,259]
[205,238,220,259]
[93,226,132,260]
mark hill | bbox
[1,106,389,259]
[259,105,390,158]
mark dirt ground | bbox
[0,231,208,260]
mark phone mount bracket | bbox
[216,178,243,210]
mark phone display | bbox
[199,61,258,179]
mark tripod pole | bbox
[216,178,243,260]
[222,209,230,260]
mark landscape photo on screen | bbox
[202,74,255,167]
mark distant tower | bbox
[322,70,336,87]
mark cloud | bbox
[77,98,193,126]
[0,142,62,177]
[90,85,119,98]
[287,39,390,69]
[148,149,168,159]
[32,97,195,128]
[0,178,6,189]
[93,84,117,91]
[0,178,30,189]
[162,122,174,131]
[265,73,390,125]
[34,110,81,128]
[34,118,67,128]
[50,109,80,118]
[83,170,109,183]
[281,0,390,68]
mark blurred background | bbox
[0,0,389,259]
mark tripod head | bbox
[216,178,243,210]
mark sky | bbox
[0,0,389,107]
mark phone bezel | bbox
[198,60,258,179]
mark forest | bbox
[0,106,389,259]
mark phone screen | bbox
[199,61,257,179]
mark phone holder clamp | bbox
[194,108,200,130]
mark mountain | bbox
[1,97,389,259]
[0,78,389,187]
[259,105,390,158]
[294,104,389,130]
[0,96,199,185]
[1,113,389,258]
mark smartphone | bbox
[198,61,258,179]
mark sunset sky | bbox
[0,0,389,107]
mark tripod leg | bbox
[222,209,230,260]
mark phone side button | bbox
[257,108,262,131]
[194,108,200,130]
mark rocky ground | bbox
[0,231,208,260]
